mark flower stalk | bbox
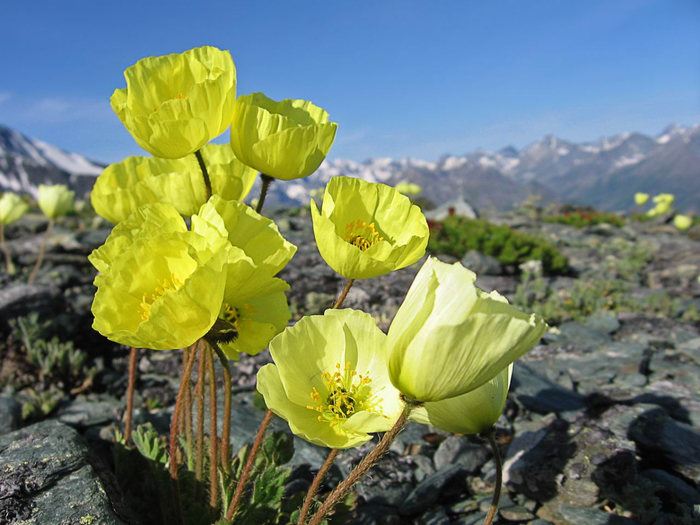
[226,409,274,521]
[298,448,340,524]
[124,347,138,444]
[256,174,273,214]
[194,149,212,200]
[332,279,355,309]
[28,218,53,284]
[307,400,417,525]
[0,223,15,275]
[206,346,219,509]
[213,344,233,472]
[483,429,503,525]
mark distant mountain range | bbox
[1,122,699,212]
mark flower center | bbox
[344,220,384,252]
[140,273,184,321]
[220,303,256,332]
[307,362,384,428]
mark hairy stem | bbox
[183,345,195,470]
[124,347,138,444]
[0,222,15,275]
[169,345,198,525]
[255,174,273,214]
[213,344,232,473]
[206,345,219,509]
[484,429,503,525]
[332,279,355,309]
[195,341,206,486]
[307,401,415,525]
[195,149,212,200]
[298,448,340,524]
[28,218,53,284]
[225,409,274,521]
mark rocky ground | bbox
[1,206,700,524]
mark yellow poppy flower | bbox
[310,176,429,279]
[111,46,236,159]
[230,93,337,180]
[387,257,547,403]
[674,214,693,231]
[90,204,230,350]
[37,184,74,219]
[91,144,256,223]
[190,195,296,358]
[411,364,513,435]
[257,309,403,448]
[634,193,649,206]
[0,193,29,225]
[395,181,422,196]
[650,193,674,216]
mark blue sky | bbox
[0,0,698,163]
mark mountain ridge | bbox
[1,122,698,212]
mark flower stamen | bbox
[140,273,184,321]
[344,220,384,252]
[307,361,385,429]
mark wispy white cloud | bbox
[0,96,112,125]
[0,92,11,105]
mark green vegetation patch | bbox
[427,216,569,275]
[544,210,626,228]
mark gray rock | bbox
[639,469,700,506]
[499,500,535,521]
[584,311,621,334]
[55,398,120,429]
[0,420,124,524]
[453,511,488,525]
[416,508,450,524]
[553,506,638,525]
[352,504,401,525]
[433,436,489,474]
[346,451,415,507]
[626,405,700,483]
[0,395,21,435]
[558,321,613,349]
[511,362,586,414]
[0,283,64,330]
[461,250,503,275]
[400,464,461,515]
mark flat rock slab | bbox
[0,420,124,524]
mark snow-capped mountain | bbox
[2,122,699,212]
[261,123,700,212]
[0,124,103,196]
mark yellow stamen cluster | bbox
[344,220,384,252]
[306,362,383,428]
[140,273,184,321]
[221,302,257,332]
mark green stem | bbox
[212,344,233,473]
[28,218,53,284]
[307,401,416,525]
[225,409,274,521]
[255,175,273,214]
[332,279,355,309]
[195,149,212,200]
[484,429,503,525]
[298,448,340,524]
[0,222,15,275]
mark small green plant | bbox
[9,313,98,390]
[19,385,64,421]
[428,216,569,275]
[544,209,626,228]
